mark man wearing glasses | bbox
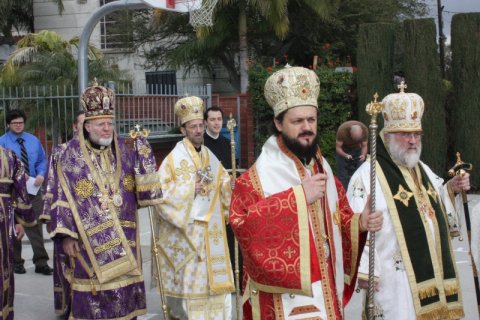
[347,84,469,319]
[0,109,52,275]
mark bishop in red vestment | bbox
[229,66,382,319]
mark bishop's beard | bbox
[387,139,422,169]
[282,131,319,163]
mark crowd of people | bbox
[0,66,473,320]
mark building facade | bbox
[33,0,236,94]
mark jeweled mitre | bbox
[80,79,115,120]
[264,65,320,117]
[174,96,205,125]
[382,82,424,132]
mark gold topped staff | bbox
[129,125,170,320]
[365,93,384,320]
[447,153,479,307]
[226,113,241,320]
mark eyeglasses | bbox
[398,132,423,140]
[10,121,24,125]
[185,123,205,131]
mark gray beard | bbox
[387,139,422,169]
[89,133,113,147]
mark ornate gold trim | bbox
[51,200,70,210]
[49,227,78,240]
[86,220,114,237]
[119,220,136,228]
[93,238,122,254]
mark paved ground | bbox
[13,196,480,319]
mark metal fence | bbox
[0,83,211,156]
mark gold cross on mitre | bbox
[398,81,407,93]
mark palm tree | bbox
[0,30,124,145]
[0,0,64,44]
[204,0,338,92]
[148,0,337,93]
[1,30,106,87]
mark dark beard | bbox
[282,132,319,163]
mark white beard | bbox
[89,131,113,146]
[388,139,422,169]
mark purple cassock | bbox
[41,142,69,316]
[44,131,162,320]
[0,146,35,320]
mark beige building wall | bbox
[32,0,235,94]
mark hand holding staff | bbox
[448,153,478,308]
[129,125,170,320]
[365,93,384,320]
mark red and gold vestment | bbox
[230,136,366,319]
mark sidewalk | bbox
[14,208,164,320]
[14,196,480,319]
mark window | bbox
[99,0,133,50]
[145,71,178,94]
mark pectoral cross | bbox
[197,167,213,199]
[197,169,212,183]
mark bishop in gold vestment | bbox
[154,96,234,319]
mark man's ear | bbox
[274,118,282,133]
[180,126,186,136]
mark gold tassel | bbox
[444,284,459,296]
[447,306,465,319]
[417,306,449,320]
[418,286,438,300]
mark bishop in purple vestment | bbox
[0,146,35,320]
[44,81,162,319]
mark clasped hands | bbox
[302,174,382,233]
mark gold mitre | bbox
[264,65,320,117]
[174,96,204,125]
[382,82,424,132]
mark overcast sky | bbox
[425,0,480,44]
